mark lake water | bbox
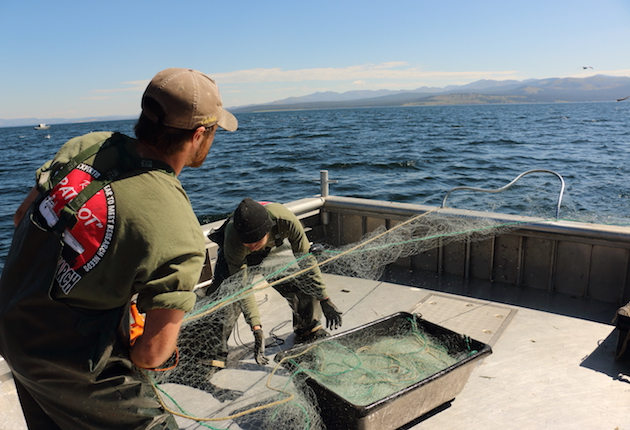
[1,102,629,269]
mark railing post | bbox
[320,170,330,197]
[317,170,338,225]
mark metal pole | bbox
[320,170,329,197]
[317,170,338,225]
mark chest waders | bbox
[0,134,178,430]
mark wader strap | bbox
[207,215,233,247]
[41,133,121,194]
[47,133,175,233]
[268,212,287,248]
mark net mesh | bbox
[280,317,474,407]
[139,209,521,429]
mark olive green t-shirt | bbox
[223,202,329,328]
[36,132,204,313]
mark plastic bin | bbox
[615,305,630,361]
[275,312,492,430]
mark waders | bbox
[0,134,178,430]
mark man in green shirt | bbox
[201,198,343,368]
[0,68,237,430]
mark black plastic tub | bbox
[274,312,492,430]
[615,309,630,361]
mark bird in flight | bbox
[582,66,593,69]
[616,96,629,102]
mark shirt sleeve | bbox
[135,250,204,313]
[239,291,262,328]
[223,221,262,328]
[271,204,329,300]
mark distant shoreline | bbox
[235,99,620,114]
[2,99,625,128]
[0,115,138,129]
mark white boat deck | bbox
[1,272,628,429]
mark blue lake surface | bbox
[1,102,629,269]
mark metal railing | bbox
[441,169,566,219]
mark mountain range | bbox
[230,75,630,113]
[2,75,629,127]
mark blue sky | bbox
[1,0,629,120]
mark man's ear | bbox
[191,126,206,148]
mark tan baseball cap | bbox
[141,68,238,131]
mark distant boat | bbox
[34,123,50,130]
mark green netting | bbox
[285,319,474,406]
[140,209,523,429]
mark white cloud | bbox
[92,79,150,94]
[87,64,526,106]
[84,63,630,110]
[207,63,520,84]
[81,96,117,100]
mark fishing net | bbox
[140,209,521,430]
[278,316,474,407]
[318,209,521,281]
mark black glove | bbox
[253,328,269,365]
[320,298,342,330]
